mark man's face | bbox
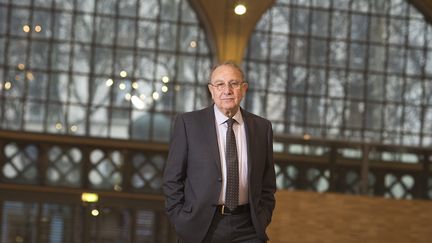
[208,65,248,116]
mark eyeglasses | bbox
[209,82,245,91]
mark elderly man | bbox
[163,61,276,243]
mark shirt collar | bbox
[213,105,244,126]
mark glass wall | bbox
[0,0,213,142]
[243,0,432,146]
[1,200,171,243]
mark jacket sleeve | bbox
[163,114,188,224]
[259,120,276,228]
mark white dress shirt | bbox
[214,106,249,205]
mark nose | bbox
[222,85,234,93]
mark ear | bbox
[208,84,214,98]
[243,82,249,93]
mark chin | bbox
[221,101,236,106]
[224,106,238,113]
[222,104,235,110]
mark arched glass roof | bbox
[243,0,432,146]
[0,0,213,142]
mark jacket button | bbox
[218,178,222,182]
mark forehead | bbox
[211,65,243,82]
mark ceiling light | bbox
[190,41,197,48]
[22,24,30,33]
[234,4,247,15]
[81,192,99,203]
[161,85,168,93]
[152,91,160,100]
[34,25,42,32]
[105,78,113,86]
[91,209,99,216]
[162,76,170,83]
[119,83,126,90]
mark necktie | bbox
[225,117,239,210]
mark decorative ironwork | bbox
[1,130,430,200]
[384,173,415,199]
[46,146,82,187]
[131,153,164,193]
[273,134,432,200]
[89,149,123,190]
[2,143,39,184]
[275,164,298,189]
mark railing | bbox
[273,134,432,200]
[0,129,431,242]
[1,129,431,199]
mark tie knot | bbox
[226,118,235,128]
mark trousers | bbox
[201,209,264,243]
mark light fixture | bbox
[17,63,25,70]
[26,71,34,80]
[34,25,42,32]
[15,236,23,243]
[161,85,168,93]
[4,81,12,90]
[125,93,131,100]
[81,192,99,203]
[234,4,247,15]
[162,76,170,83]
[70,125,78,132]
[105,78,114,87]
[152,91,160,100]
[91,209,99,216]
[22,24,30,33]
[119,83,126,90]
[120,70,127,78]
[55,123,62,130]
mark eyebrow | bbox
[211,79,241,83]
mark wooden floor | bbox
[267,190,432,243]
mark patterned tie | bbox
[225,117,239,210]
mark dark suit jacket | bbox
[163,105,276,243]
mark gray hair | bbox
[209,61,246,83]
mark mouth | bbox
[221,98,234,102]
